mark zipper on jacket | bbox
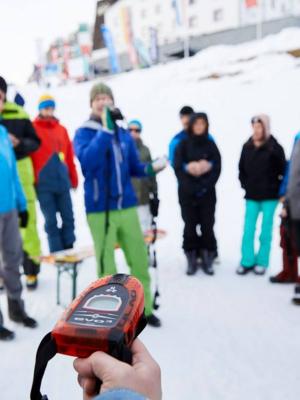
[112,139,123,209]
[93,178,99,203]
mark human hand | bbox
[74,339,162,400]
[197,160,212,175]
[281,208,288,219]
[9,134,20,147]
[151,156,168,173]
[187,161,200,176]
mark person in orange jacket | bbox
[31,95,78,253]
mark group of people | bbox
[169,105,300,304]
[0,77,167,340]
[0,75,299,344]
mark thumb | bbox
[74,351,122,381]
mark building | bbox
[93,0,119,50]
[103,0,300,55]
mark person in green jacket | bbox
[129,120,158,233]
[0,76,41,290]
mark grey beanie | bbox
[90,82,114,104]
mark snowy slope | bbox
[1,29,300,400]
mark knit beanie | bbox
[90,82,114,104]
[128,120,143,132]
[38,94,56,111]
[0,76,7,95]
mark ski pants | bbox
[87,207,153,316]
[17,158,41,268]
[0,210,23,326]
[37,188,75,253]
[241,199,278,269]
[279,219,299,281]
[292,220,300,256]
[180,193,217,253]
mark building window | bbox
[213,8,224,22]
[189,16,198,28]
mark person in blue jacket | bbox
[73,82,167,328]
[0,121,37,341]
[169,105,194,167]
[74,338,162,400]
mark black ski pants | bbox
[180,193,217,253]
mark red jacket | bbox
[31,117,78,189]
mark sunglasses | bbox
[129,127,141,133]
[251,117,262,124]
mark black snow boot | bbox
[202,250,215,276]
[147,314,162,328]
[185,250,198,276]
[292,285,300,306]
[8,298,38,328]
[23,251,40,276]
[0,326,15,341]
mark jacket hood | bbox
[252,114,271,138]
[2,101,29,120]
[187,112,209,136]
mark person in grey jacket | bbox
[286,137,300,252]
[74,339,162,400]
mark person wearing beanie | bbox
[74,82,167,328]
[0,93,37,339]
[31,95,78,253]
[237,115,286,276]
[129,120,158,232]
[0,76,41,290]
[174,112,221,277]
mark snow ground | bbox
[1,29,300,399]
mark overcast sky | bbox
[0,0,98,85]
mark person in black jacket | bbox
[238,114,286,276]
[175,113,221,276]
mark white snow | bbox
[1,28,300,400]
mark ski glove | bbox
[146,156,168,176]
[19,210,29,228]
[149,194,160,218]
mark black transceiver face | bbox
[68,284,129,328]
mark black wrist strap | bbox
[30,332,57,400]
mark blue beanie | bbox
[128,120,143,132]
[38,94,56,111]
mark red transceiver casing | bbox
[52,274,145,358]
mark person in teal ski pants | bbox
[237,114,286,275]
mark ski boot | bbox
[185,250,198,276]
[236,265,254,275]
[0,326,15,341]
[0,277,4,292]
[202,250,215,276]
[253,266,267,276]
[26,275,38,290]
[292,285,300,306]
[23,252,40,291]
[147,314,162,328]
[8,298,38,328]
[270,271,296,284]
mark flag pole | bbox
[182,0,189,58]
[256,0,263,40]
